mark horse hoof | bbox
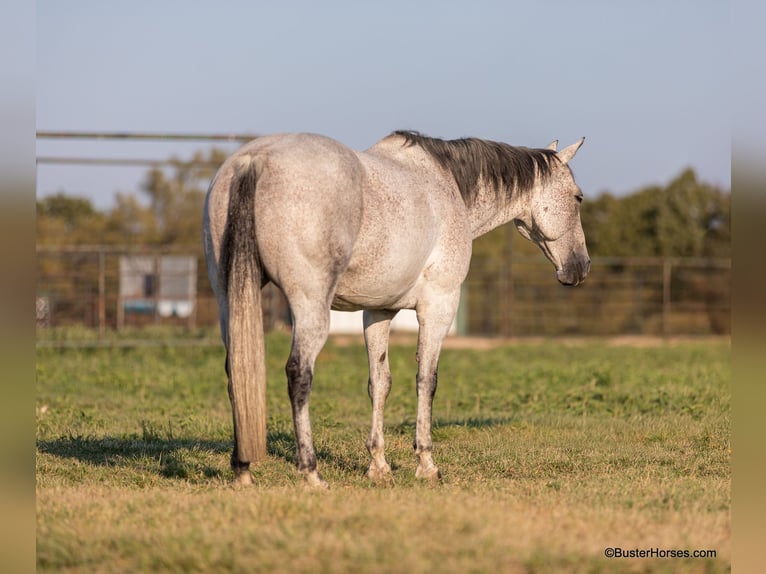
[365,464,393,485]
[232,469,254,486]
[415,465,441,482]
[304,471,330,490]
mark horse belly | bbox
[332,237,433,311]
[332,274,419,311]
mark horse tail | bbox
[219,154,267,465]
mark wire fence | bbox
[464,255,729,337]
[36,245,730,341]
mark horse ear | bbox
[557,137,585,165]
[546,140,558,151]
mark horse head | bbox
[513,138,590,286]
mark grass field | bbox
[36,331,730,573]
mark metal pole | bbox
[98,248,106,339]
[662,258,672,338]
[501,229,514,337]
[153,253,161,325]
[456,284,467,336]
[188,259,197,330]
[36,157,225,168]
[36,131,259,142]
[116,295,124,331]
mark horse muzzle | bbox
[556,257,590,286]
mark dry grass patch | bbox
[37,483,728,574]
[36,333,730,572]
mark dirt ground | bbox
[329,332,731,350]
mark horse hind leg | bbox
[363,309,397,483]
[285,298,331,489]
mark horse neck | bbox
[466,182,529,240]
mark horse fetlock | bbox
[366,433,384,454]
[414,449,441,481]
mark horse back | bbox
[205,132,471,311]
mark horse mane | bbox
[391,130,559,206]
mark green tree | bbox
[580,168,730,258]
[37,192,96,227]
[36,193,107,246]
[101,192,158,244]
[141,148,227,246]
[656,168,730,257]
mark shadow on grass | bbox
[266,429,368,475]
[37,430,368,479]
[387,416,514,435]
[434,416,515,429]
[37,435,233,480]
[37,417,511,481]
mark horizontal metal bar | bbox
[36,131,259,142]
[36,244,202,254]
[36,338,222,349]
[36,156,222,167]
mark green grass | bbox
[37,332,730,573]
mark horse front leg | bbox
[363,309,398,482]
[414,293,460,481]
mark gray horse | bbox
[203,130,589,487]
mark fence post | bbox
[116,271,124,331]
[500,231,513,337]
[98,248,106,339]
[456,284,468,335]
[153,253,161,325]
[662,258,672,338]
[188,257,197,330]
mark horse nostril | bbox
[576,258,590,284]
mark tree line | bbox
[37,148,730,261]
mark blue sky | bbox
[37,1,729,210]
